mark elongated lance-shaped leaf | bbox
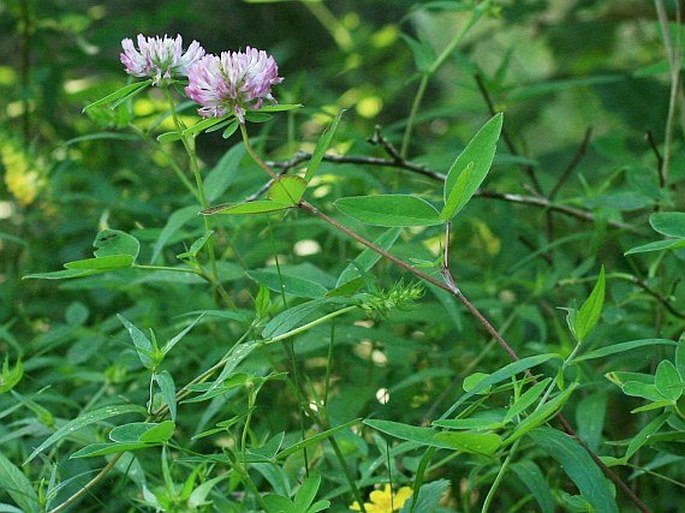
[573,266,605,342]
[118,314,154,368]
[24,404,146,464]
[335,194,442,227]
[529,427,619,513]
[441,113,503,220]
[162,313,205,357]
[82,79,152,112]
[305,110,345,183]
[0,451,40,512]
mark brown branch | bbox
[645,130,665,188]
[625,275,684,319]
[298,199,651,513]
[263,152,637,232]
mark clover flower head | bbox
[185,46,283,123]
[120,34,205,85]
[350,484,413,513]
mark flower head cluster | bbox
[350,485,413,513]
[2,142,46,206]
[184,46,283,122]
[120,34,205,85]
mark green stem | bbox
[163,87,227,304]
[481,439,521,513]
[400,9,480,157]
[128,123,199,200]
[328,433,367,512]
[298,200,522,362]
[268,306,357,344]
[240,123,278,179]
[132,263,202,275]
[400,75,429,158]
[302,1,353,51]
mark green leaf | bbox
[263,494,296,513]
[0,357,23,394]
[529,427,619,513]
[433,431,503,455]
[335,228,401,288]
[441,113,503,219]
[654,360,682,402]
[0,452,40,513]
[183,115,232,138]
[334,194,442,227]
[63,254,134,270]
[93,229,140,260]
[510,461,554,513]
[503,378,552,423]
[23,268,98,280]
[506,383,578,444]
[268,175,307,205]
[151,205,199,264]
[677,339,685,380]
[576,392,607,452]
[440,354,561,418]
[201,199,291,216]
[255,284,272,319]
[624,238,685,255]
[188,474,229,509]
[222,120,240,139]
[70,442,151,458]
[400,34,437,73]
[177,230,215,260]
[623,412,669,461]
[82,80,152,112]
[650,212,685,238]
[262,299,326,339]
[432,411,505,431]
[621,381,662,402]
[573,266,605,342]
[155,371,177,422]
[139,420,176,443]
[400,479,449,513]
[256,103,303,113]
[24,404,146,464]
[575,338,677,362]
[204,143,246,202]
[109,421,174,443]
[247,266,330,299]
[157,131,183,143]
[201,340,262,397]
[305,110,344,183]
[117,314,154,368]
[276,419,359,459]
[462,372,491,394]
[162,313,205,357]
[294,473,321,512]
[364,419,454,449]
[244,112,273,123]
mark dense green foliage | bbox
[1,1,684,512]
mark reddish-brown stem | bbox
[298,198,652,513]
[299,200,522,362]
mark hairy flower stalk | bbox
[185,47,283,122]
[120,34,205,85]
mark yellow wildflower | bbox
[1,143,46,206]
[350,484,413,513]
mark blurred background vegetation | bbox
[1,1,683,511]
